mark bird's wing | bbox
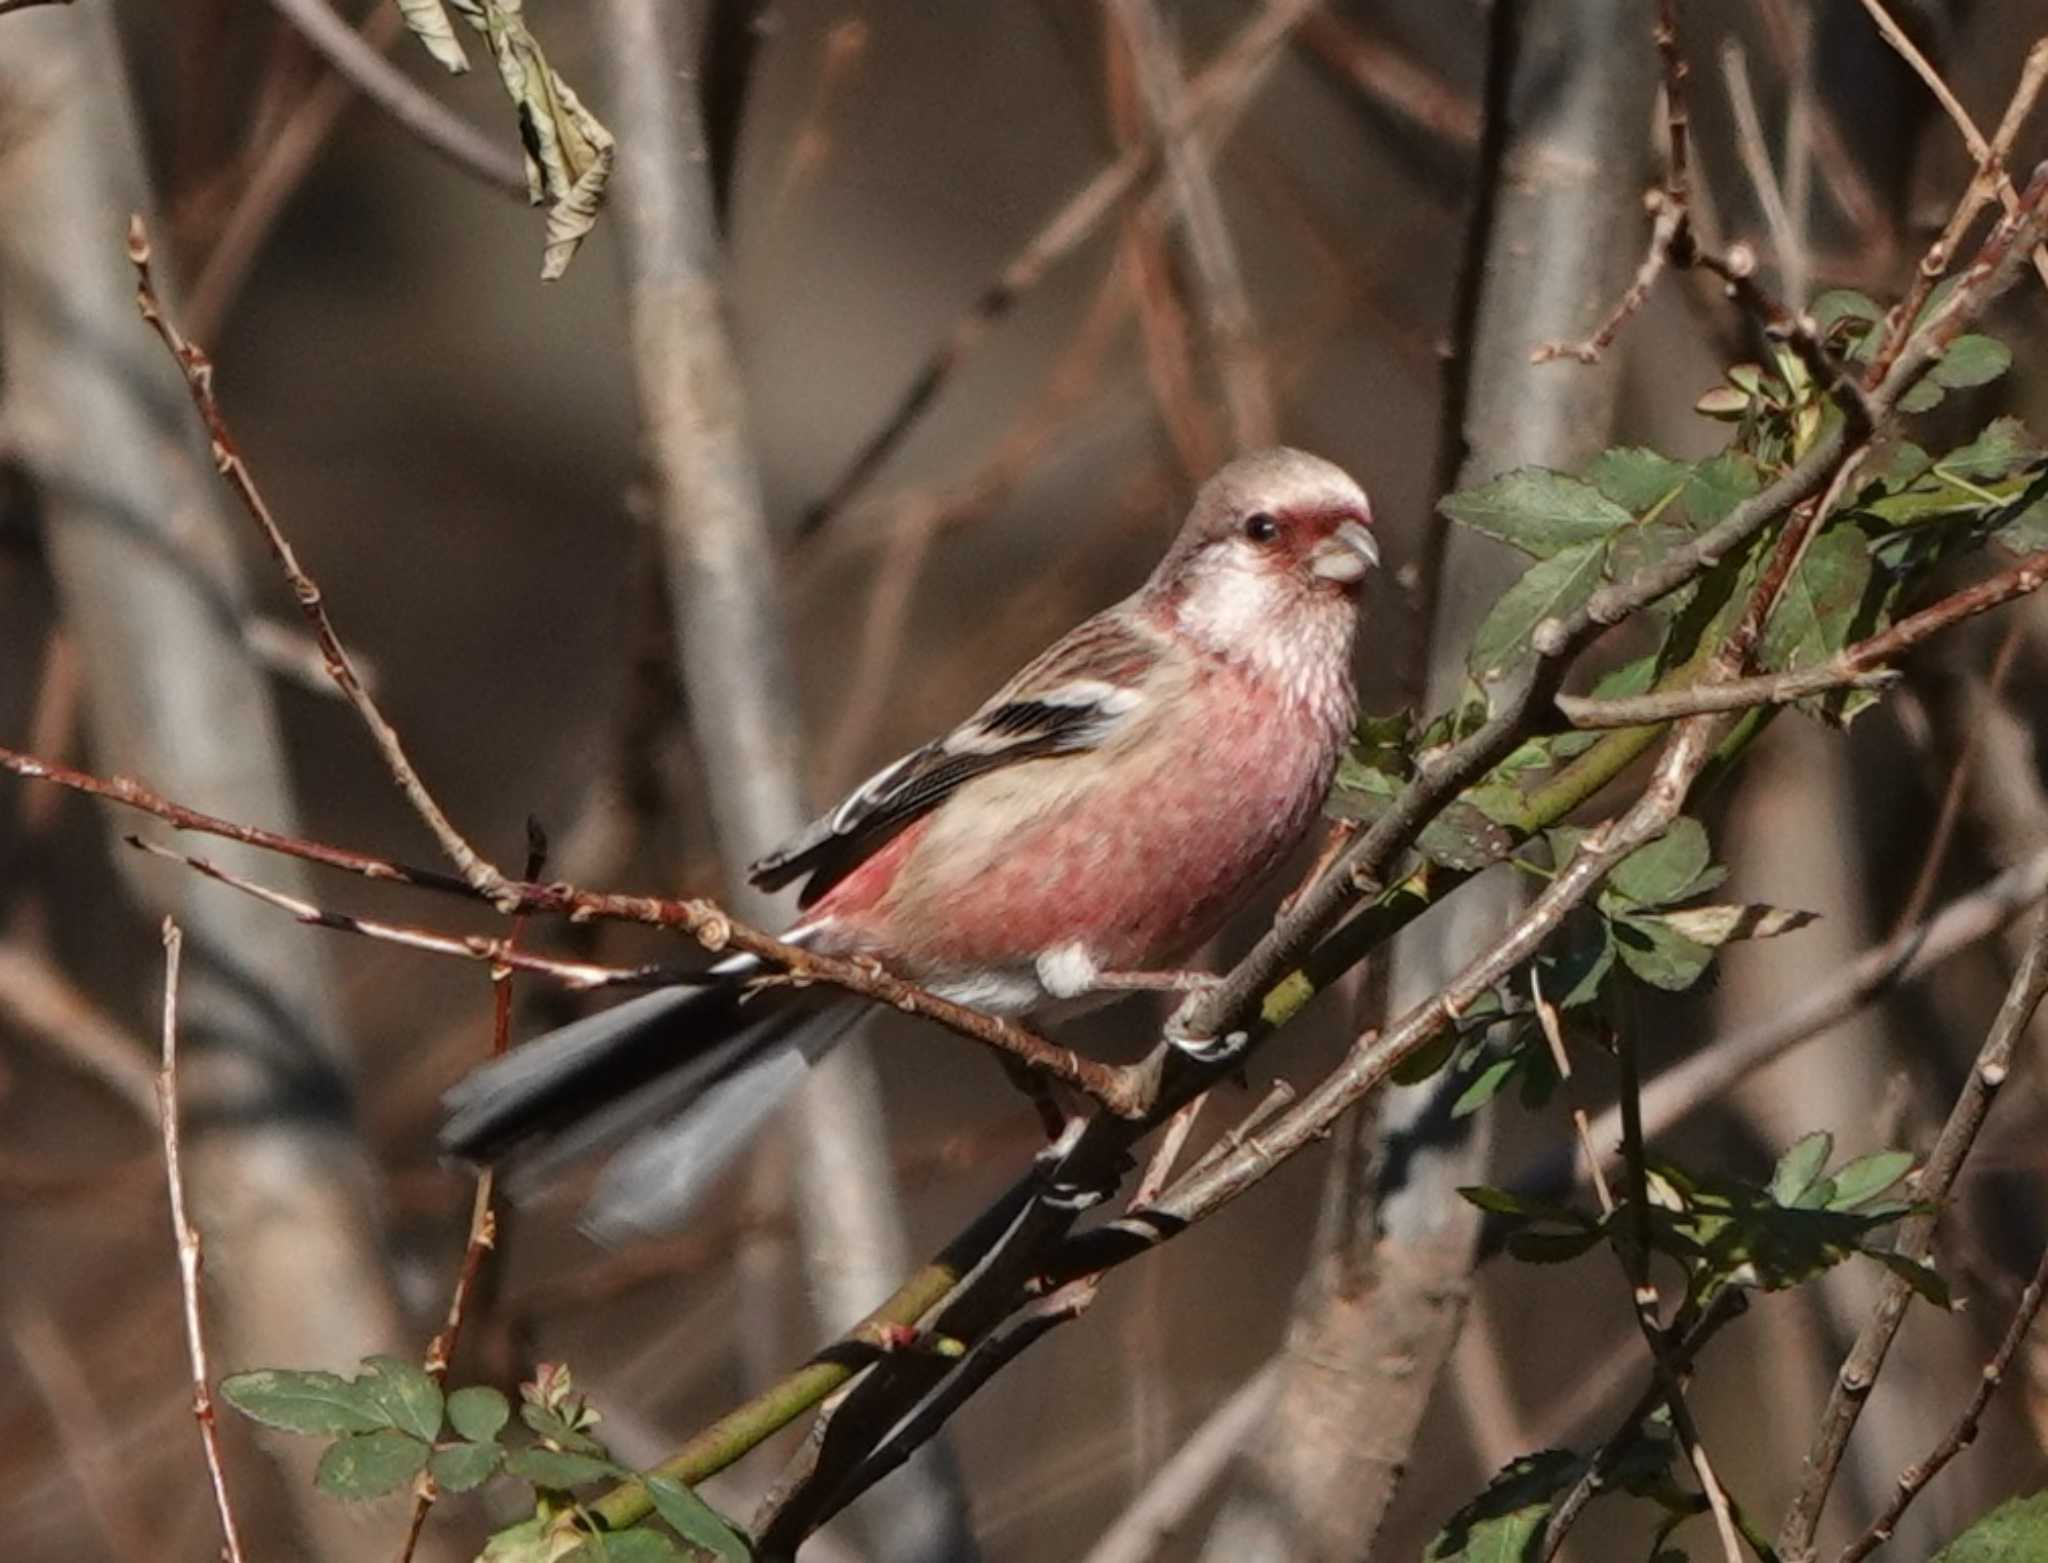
[750,608,1159,906]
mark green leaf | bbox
[564,1533,687,1563]
[1457,1185,1593,1224]
[1931,1489,2048,1560]
[1440,469,1634,558]
[1614,916,1719,991]
[506,1448,621,1490]
[1760,526,1873,677]
[1452,1058,1520,1119]
[1901,378,1948,414]
[645,1474,756,1562]
[429,1440,504,1493]
[521,1402,606,1457]
[1825,1150,1915,1210]
[1424,1450,1587,1561]
[1392,1030,1457,1085]
[315,1428,431,1501]
[1867,1247,1953,1307]
[1940,417,2039,482]
[220,1369,389,1436]
[1587,448,1692,515]
[1507,1227,1605,1264]
[1681,452,1762,528]
[1812,289,1883,330]
[1538,907,1617,1008]
[1771,1131,1835,1206]
[360,1356,445,1443]
[1609,819,1714,908]
[448,1385,511,1443]
[1468,542,1607,681]
[1933,334,2012,389]
[480,1515,580,1563]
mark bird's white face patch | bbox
[1034,940,1102,1001]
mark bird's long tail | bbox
[439,959,860,1240]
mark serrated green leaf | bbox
[564,1533,687,1563]
[1813,289,1883,330]
[1610,819,1713,908]
[1761,526,1874,681]
[1939,417,2039,482]
[1934,334,2012,389]
[521,1401,606,1456]
[361,1356,444,1443]
[1587,448,1692,515]
[1695,384,1751,419]
[1469,542,1607,681]
[1424,1450,1587,1562]
[1931,1489,2048,1560]
[1659,903,1818,946]
[506,1448,621,1490]
[1770,1131,1834,1206]
[220,1369,389,1436]
[1614,916,1719,991]
[448,1385,511,1444]
[1457,1185,1593,1224]
[1825,1150,1915,1209]
[1440,469,1634,559]
[480,1515,583,1563]
[1682,452,1762,527]
[316,1428,431,1501]
[430,1440,505,1493]
[645,1475,755,1562]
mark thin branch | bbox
[0,738,1148,1113]
[261,0,528,195]
[1559,548,2048,727]
[1722,39,1806,310]
[156,918,249,1563]
[1853,0,2048,295]
[397,834,542,1563]
[1864,35,2048,383]
[128,220,517,909]
[799,0,1317,534]
[1776,902,2048,1560]
[127,832,1144,1115]
[1838,1240,2048,1563]
[0,0,71,14]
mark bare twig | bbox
[1722,40,1806,310]
[1776,903,2048,1560]
[128,220,516,909]
[260,0,527,195]
[1853,0,2048,296]
[1559,548,2048,727]
[156,919,248,1563]
[128,831,1143,1115]
[0,0,71,14]
[0,738,1148,1112]
[1748,0,1890,251]
[1839,1241,2048,1563]
[1295,12,1480,149]
[8,1307,153,1563]
[800,0,1318,534]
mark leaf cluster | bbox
[223,1359,751,1560]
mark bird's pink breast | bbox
[822,659,1344,981]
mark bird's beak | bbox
[1310,519,1380,582]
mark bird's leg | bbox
[1088,968,1221,994]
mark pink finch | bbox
[443,447,1377,1237]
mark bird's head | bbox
[1149,448,1378,678]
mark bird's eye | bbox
[1242,512,1280,544]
